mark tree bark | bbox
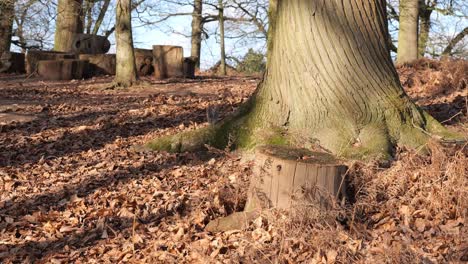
[191,0,203,69]
[92,0,111,35]
[397,0,419,64]
[84,0,94,34]
[114,0,137,87]
[418,1,433,58]
[147,0,457,160]
[218,0,227,76]
[0,0,15,56]
[54,0,84,52]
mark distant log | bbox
[26,50,76,75]
[79,54,116,76]
[183,57,196,78]
[0,52,25,73]
[152,45,184,79]
[134,48,154,76]
[206,146,349,232]
[37,59,89,80]
[72,34,111,54]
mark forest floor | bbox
[0,59,466,263]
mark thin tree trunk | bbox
[191,0,203,69]
[114,0,137,87]
[92,0,111,35]
[54,0,84,52]
[397,0,419,64]
[218,0,227,76]
[84,0,94,34]
[418,1,434,58]
[0,0,15,55]
[442,27,468,56]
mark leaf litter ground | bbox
[0,59,466,263]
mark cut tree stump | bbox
[183,57,196,78]
[206,146,348,232]
[79,54,116,76]
[134,49,154,76]
[0,52,25,73]
[72,34,111,54]
[37,59,89,80]
[246,146,348,211]
[26,50,76,75]
[152,45,184,79]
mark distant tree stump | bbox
[152,45,184,79]
[183,57,196,78]
[79,54,116,76]
[134,49,154,76]
[72,34,111,54]
[206,146,348,232]
[0,52,25,73]
[37,59,89,80]
[26,50,76,75]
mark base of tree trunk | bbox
[206,145,348,232]
[37,59,89,80]
[26,51,77,75]
[79,54,116,76]
[0,52,25,73]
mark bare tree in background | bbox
[218,0,226,75]
[54,0,84,52]
[0,0,15,55]
[397,0,419,64]
[114,0,137,87]
[388,0,468,59]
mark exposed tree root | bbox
[145,98,465,161]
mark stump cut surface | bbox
[247,146,348,210]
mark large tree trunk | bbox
[190,0,203,69]
[54,0,84,52]
[147,0,456,160]
[218,0,227,76]
[397,0,419,64]
[418,1,433,58]
[0,0,15,56]
[114,0,137,87]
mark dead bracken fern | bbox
[235,142,466,263]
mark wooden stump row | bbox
[79,54,116,76]
[26,50,77,75]
[37,60,89,80]
[7,44,194,80]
